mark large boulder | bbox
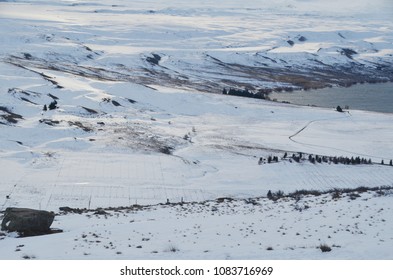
[1,208,55,236]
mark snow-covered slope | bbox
[0,0,392,260]
[1,62,392,210]
[1,188,393,260]
[1,0,392,93]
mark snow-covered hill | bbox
[1,0,392,93]
[1,188,393,260]
[0,0,392,259]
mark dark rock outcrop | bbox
[298,35,307,42]
[1,208,55,236]
[340,48,358,59]
[146,53,161,65]
[287,40,295,46]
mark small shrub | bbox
[332,190,341,199]
[349,193,361,200]
[319,244,332,252]
[291,189,322,197]
[355,186,368,193]
[165,244,179,253]
[159,146,173,155]
[22,254,36,259]
[274,190,284,199]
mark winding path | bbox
[288,112,387,160]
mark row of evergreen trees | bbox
[381,159,393,166]
[260,152,393,166]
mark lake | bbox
[269,82,393,113]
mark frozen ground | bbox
[1,189,393,260]
[0,0,393,259]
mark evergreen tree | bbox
[267,190,273,200]
[43,104,47,111]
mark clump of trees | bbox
[43,100,58,111]
[267,155,279,163]
[267,190,284,201]
[222,88,267,99]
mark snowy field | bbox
[1,189,393,260]
[1,72,392,211]
[0,0,393,260]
